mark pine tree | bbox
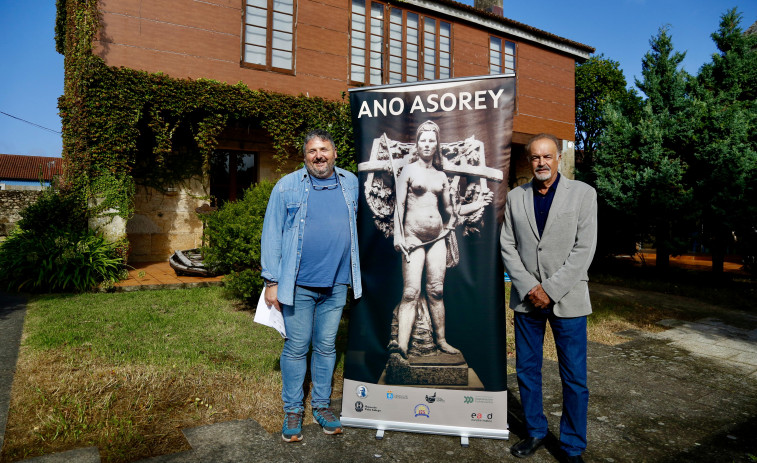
[690,8,757,273]
[594,27,695,268]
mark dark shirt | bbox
[533,173,560,237]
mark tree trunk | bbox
[655,220,670,269]
[710,234,725,274]
[656,246,670,269]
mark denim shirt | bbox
[261,166,362,306]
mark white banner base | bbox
[341,416,509,440]
[341,379,508,441]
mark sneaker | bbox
[313,407,343,435]
[281,411,303,442]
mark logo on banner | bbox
[387,390,408,400]
[414,404,430,418]
[425,393,436,403]
[464,395,493,404]
[355,401,364,412]
[470,412,494,423]
[356,385,368,398]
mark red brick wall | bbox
[95,0,351,96]
[453,23,490,77]
[512,42,576,141]
[94,0,577,141]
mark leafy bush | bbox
[0,188,126,292]
[202,180,275,299]
[17,187,86,235]
[0,227,125,292]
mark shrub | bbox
[0,227,125,292]
[202,180,275,299]
[0,188,126,292]
[17,186,86,235]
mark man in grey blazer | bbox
[500,133,597,463]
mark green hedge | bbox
[201,180,275,299]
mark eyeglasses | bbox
[529,155,555,163]
[312,183,339,191]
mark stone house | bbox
[59,0,593,262]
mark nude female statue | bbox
[392,120,492,359]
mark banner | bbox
[341,75,514,439]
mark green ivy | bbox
[55,0,356,233]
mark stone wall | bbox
[0,189,42,237]
[126,178,208,263]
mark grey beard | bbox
[534,169,551,181]
[306,163,334,179]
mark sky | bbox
[0,1,755,158]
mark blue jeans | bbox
[280,284,347,412]
[514,309,588,457]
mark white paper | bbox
[254,290,287,338]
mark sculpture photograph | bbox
[358,119,502,386]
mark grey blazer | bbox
[500,176,598,317]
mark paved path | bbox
[114,261,224,291]
[0,293,26,454]
[653,317,757,379]
[3,285,757,462]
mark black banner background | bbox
[345,76,515,393]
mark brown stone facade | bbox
[127,179,206,262]
[125,123,301,262]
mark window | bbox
[210,151,258,205]
[243,0,295,72]
[351,0,452,85]
[489,37,515,75]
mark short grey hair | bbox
[525,133,561,157]
[302,129,336,155]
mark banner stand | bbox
[341,417,510,443]
[342,75,514,442]
[341,378,509,443]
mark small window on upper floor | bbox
[489,36,515,75]
[243,0,295,73]
[351,0,452,85]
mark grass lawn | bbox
[1,287,350,462]
[2,264,754,462]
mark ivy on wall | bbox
[55,0,356,223]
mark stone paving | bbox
[114,261,223,291]
[653,317,757,379]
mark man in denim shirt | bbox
[261,129,362,442]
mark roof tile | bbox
[0,153,64,182]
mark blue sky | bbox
[0,1,754,158]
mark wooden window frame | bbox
[350,0,453,86]
[210,150,259,206]
[241,0,297,75]
[488,36,516,75]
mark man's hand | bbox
[527,284,552,309]
[264,285,281,312]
